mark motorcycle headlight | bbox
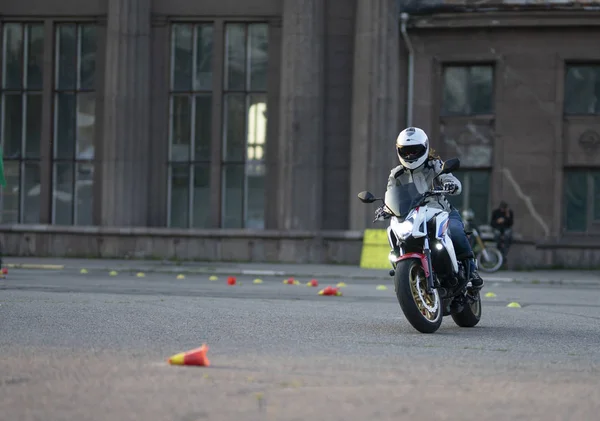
[397,220,414,240]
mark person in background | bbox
[490,201,514,262]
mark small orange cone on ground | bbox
[1,268,8,275]
[307,279,319,287]
[283,278,299,285]
[168,344,210,366]
[227,276,236,285]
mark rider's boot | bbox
[468,259,484,290]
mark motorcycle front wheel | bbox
[477,247,503,273]
[394,259,442,334]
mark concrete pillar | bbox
[277,0,325,230]
[100,0,151,227]
[348,0,401,230]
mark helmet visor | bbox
[398,144,426,162]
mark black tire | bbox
[394,259,442,334]
[451,290,482,328]
[477,247,503,273]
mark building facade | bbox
[1,0,599,268]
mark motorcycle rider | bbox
[375,127,484,290]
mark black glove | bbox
[443,182,458,194]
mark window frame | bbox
[440,63,495,117]
[51,22,98,226]
[220,21,269,230]
[0,21,45,224]
[166,21,215,229]
[563,62,600,116]
[562,168,600,234]
[445,169,492,226]
[165,19,270,230]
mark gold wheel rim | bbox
[409,264,439,321]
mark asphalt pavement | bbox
[1,266,600,420]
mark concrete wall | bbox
[2,225,600,268]
[2,0,281,16]
[0,226,363,264]
[2,3,600,268]
[408,19,600,244]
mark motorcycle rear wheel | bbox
[477,247,503,273]
[451,289,482,328]
[394,259,442,334]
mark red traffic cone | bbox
[307,279,319,287]
[168,344,210,366]
[227,276,236,285]
[318,286,341,296]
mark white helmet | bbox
[396,127,429,170]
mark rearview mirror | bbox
[357,191,377,203]
[441,158,460,174]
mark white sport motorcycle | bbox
[357,158,482,334]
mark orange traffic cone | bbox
[168,344,210,367]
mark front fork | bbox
[388,232,435,294]
[423,238,435,294]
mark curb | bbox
[5,263,65,270]
[4,263,600,286]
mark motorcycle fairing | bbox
[433,212,459,273]
[396,252,431,278]
[388,206,460,276]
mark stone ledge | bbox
[0,224,364,240]
[1,224,599,268]
[408,9,600,29]
[0,225,364,265]
[536,238,600,249]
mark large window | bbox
[563,170,600,233]
[167,22,268,229]
[1,23,44,223]
[52,23,97,225]
[222,23,268,229]
[446,170,491,226]
[168,23,214,228]
[564,65,600,115]
[441,65,494,116]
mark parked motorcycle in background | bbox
[461,209,504,273]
